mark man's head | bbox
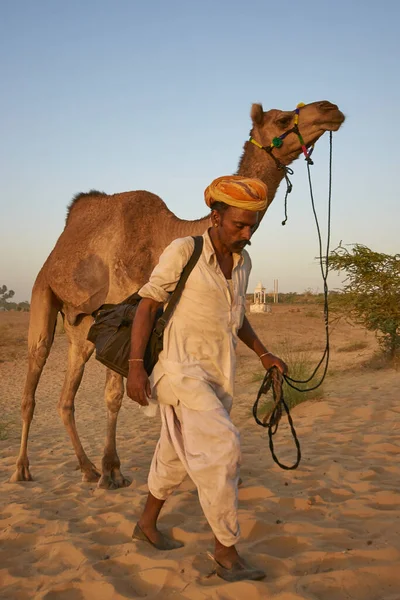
[204,175,268,253]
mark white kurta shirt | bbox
[138,229,252,411]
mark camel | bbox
[11,100,345,489]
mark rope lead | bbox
[253,367,301,470]
[250,111,335,468]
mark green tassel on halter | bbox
[271,137,283,148]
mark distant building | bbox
[249,281,271,313]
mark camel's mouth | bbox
[302,124,341,149]
[300,131,325,148]
[324,118,345,131]
[317,110,345,132]
[301,112,344,147]
[293,107,345,149]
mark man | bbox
[126,175,287,582]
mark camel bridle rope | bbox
[249,102,314,226]
[249,102,333,470]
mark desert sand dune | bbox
[1,309,399,599]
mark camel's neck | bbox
[163,214,211,243]
[162,141,292,241]
[236,141,287,219]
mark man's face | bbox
[213,206,259,253]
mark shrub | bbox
[329,244,400,360]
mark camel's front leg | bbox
[10,280,59,482]
[98,369,131,489]
[10,355,45,482]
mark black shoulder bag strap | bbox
[152,235,203,338]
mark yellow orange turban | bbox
[204,175,268,212]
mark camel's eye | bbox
[276,114,293,129]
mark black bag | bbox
[87,236,203,378]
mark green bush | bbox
[329,244,400,359]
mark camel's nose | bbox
[317,101,339,112]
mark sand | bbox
[1,308,400,599]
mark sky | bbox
[1,0,399,302]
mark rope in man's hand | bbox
[253,366,301,470]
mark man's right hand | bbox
[126,362,151,406]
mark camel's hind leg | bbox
[57,315,100,482]
[98,369,131,489]
[10,275,60,482]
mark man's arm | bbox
[125,236,195,406]
[238,315,288,374]
[126,298,162,406]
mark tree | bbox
[0,285,15,308]
[329,244,400,358]
[17,301,30,312]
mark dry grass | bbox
[235,304,384,424]
[0,305,383,372]
[362,349,400,371]
[240,305,379,376]
[0,313,29,363]
[0,424,7,440]
[0,419,12,440]
[304,309,321,318]
[337,340,369,353]
[0,311,65,365]
[250,338,325,416]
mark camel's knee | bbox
[57,402,74,425]
[105,371,124,413]
[21,396,36,422]
[107,395,123,414]
[29,338,52,370]
[80,345,94,364]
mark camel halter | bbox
[250,105,335,470]
[249,102,314,167]
[249,102,315,226]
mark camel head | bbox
[249,100,345,165]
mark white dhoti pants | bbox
[148,387,241,547]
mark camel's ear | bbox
[251,103,264,125]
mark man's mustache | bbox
[234,240,252,248]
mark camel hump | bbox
[66,190,106,224]
[65,189,172,226]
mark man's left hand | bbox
[260,352,288,375]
